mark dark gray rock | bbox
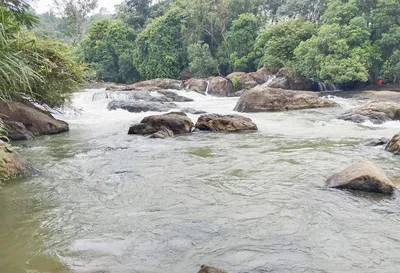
[181,108,207,115]
[107,100,177,113]
[362,137,390,147]
[156,90,194,102]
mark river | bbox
[1,89,400,273]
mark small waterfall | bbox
[205,81,210,96]
[266,75,276,86]
[318,82,328,92]
[317,82,340,92]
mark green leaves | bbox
[133,9,185,80]
[187,42,219,77]
[82,19,138,83]
[221,13,260,73]
[255,19,316,73]
[293,20,372,83]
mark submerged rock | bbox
[326,161,395,195]
[0,144,30,181]
[197,265,228,273]
[234,85,338,112]
[385,133,400,155]
[181,108,207,115]
[338,101,400,124]
[0,101,69,140]
[107,100,176,113]
[195,114,258,132]
[128,112,194,137]
[362,137,390,147]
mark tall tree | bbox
[133,7,186,79]
[219,13,261,73]
[255,18,316,72]
[115,0,151,29]
[53,0,98,44]
[83,19,138,83]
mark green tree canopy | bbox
[83,19,138,83]
[187,42,219,77]
[133,8,186,79]
[255,18,316,72]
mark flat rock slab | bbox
[339,101,400,124]
[195,114,258,132]
[326,161,395,195]
[234,85,338,112]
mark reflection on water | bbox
[1,89,400,273]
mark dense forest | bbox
[30,0,400,86]
[1,0,400,105]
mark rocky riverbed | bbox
[1,85,400,273]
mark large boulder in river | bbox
[208,77,234,97]
[385,133,400,155]
[0,144,30,181]
[326,161,395,195]
[338,101,400,124]
[128,112,194,137]
[196,114,258,132]
[266,67,314,91]
[107,100,176,113]
[0,101,69,141]
[234,85,338,112]
[184,78,208,94]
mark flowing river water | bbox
[1,89,400,273]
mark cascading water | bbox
[205,80,210,95]
[265,75,276,85]
[318,82,340,92]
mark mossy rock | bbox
[0,144,30,182]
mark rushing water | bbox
[2,89,400,273]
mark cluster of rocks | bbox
[106,67,315,98]
[128,112,258,139]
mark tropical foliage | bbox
[0,0,85,107]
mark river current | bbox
[1,89,400,273]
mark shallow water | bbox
[1,89,400,273]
